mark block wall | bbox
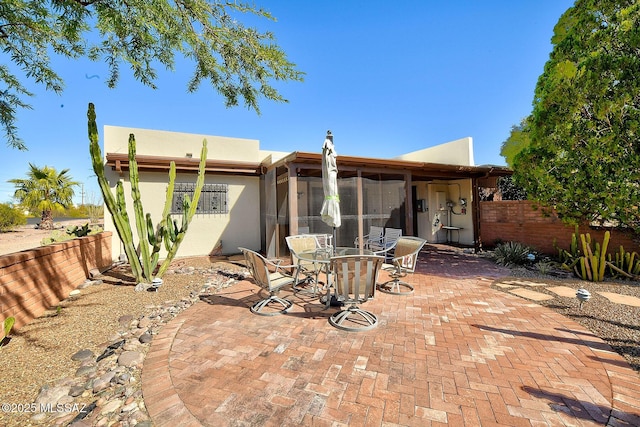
[479,201,639,255]
[0,232,113,329]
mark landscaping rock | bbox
[117,315,134,328]
[100,398,123,415]
[118,350,144,367]
[23,265,245,427]
[137,316,151,329]
[69,385,85,397]
[139,332,152,344]
[71,349,94,362]
[35,384,71,407]
[92,371,116,393]
[134,282,150,292]
[75,365,97,377]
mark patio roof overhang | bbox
[270,151,512,181]
[105,153,263,176]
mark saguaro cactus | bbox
[88,103,208,284]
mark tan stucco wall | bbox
[107,174,261,259]
[104,125,263,162]
[102,125,483,259]
[395,137,475,166]
[413,179,474,245]
[103,126,266,260]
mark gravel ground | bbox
[0,256,234,427]
[490,265,640,372]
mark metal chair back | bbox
[328,254,384,331]
[392,236,427,274]
[331,255,384,304]
[239,247,294,315]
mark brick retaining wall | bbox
[0,232,112,330]
[479,201,639,255]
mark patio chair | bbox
[370,228,402,261]
[313,233,333,250]
[378,236,427,295]
[329,254,384,331]
[239,247,296,316]
[354,225,384,250]
[285,234,326,295]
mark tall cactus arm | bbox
[127,134,153,282]
[156,140,208,277]
[146,213,163,274]
[160,163,177,254]
[185,140,208,224]
[87,103,143,282]
[162,162,176,219]
[598,231,610,281]
[182,195,192,230]
[115,182,136,254]
[146,213,157,247]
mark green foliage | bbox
[607,246,640,279]
[88,103,207,284]
[496,176,527,201]
[491,242,536,267]
[0,203,26,232]
[500,118,531,167]
[554,225,582,263]
[1,316,15,347]
[557,228,611,281]
[67,223,91,237]
[1,1,303,149]
[8,164,79,230]
[41,224,102,245]
[535,261,555,275]
[83,204,104,225]
[576,231,610,281]
[64,204,104,221]
[512,1,640,232]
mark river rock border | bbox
[30,265,247,427]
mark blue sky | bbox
[1,0,574,205]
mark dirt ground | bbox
[0,220,95,256]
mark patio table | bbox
[441,225,462,243]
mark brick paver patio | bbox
[142,245,640,426]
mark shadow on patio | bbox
[141,244,640,426]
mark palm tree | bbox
[9,164,79,230]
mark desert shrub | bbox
[41,223,103,245]
[63,204,104,223]
[64,206,86,218]
[535,261,555,275]
[491,241,536,266]
[84,204,104,224]
[0,203,27,232]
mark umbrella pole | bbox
[332,227,337,254]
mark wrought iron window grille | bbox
[171,183,228,214]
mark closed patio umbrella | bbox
[320,130,341,237]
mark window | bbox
[171,183,228,214]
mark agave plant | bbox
[491,241,536,267]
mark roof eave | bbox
[105,153,263,176]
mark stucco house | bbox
[102,126,510,261]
